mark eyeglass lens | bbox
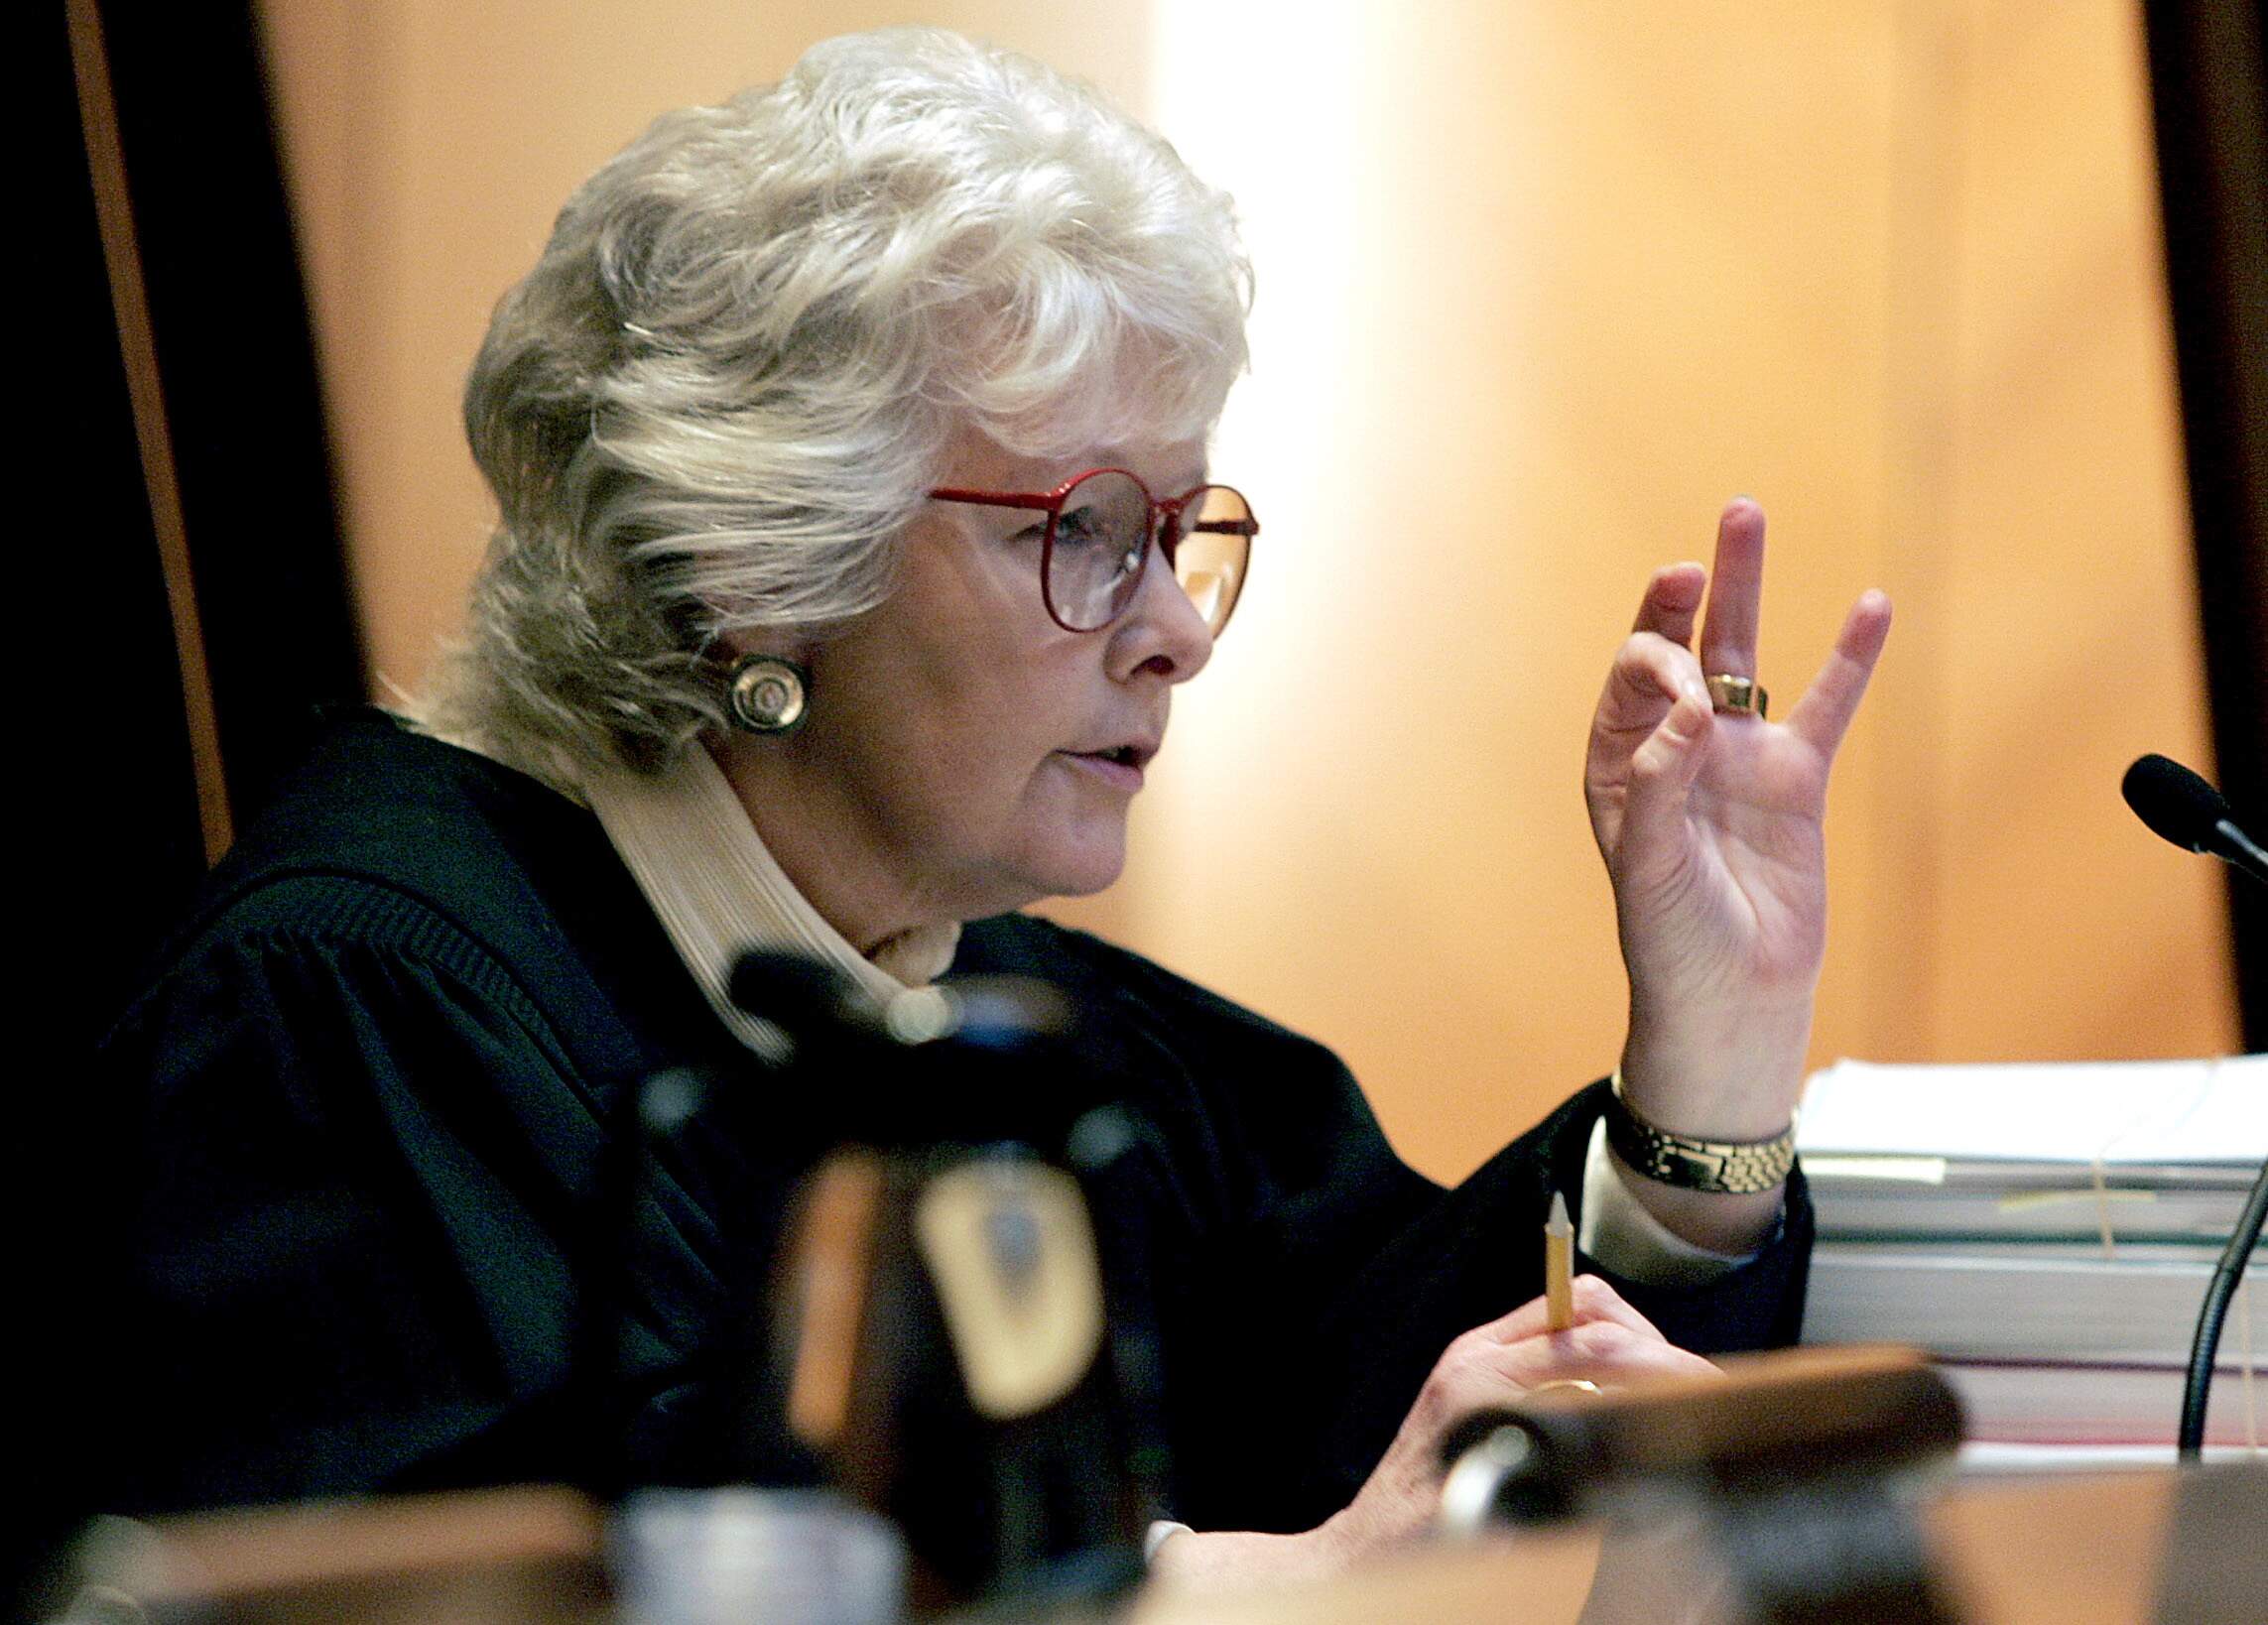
[1046,470,1252,636]
[1171,484,1252,634]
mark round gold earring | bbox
[725,654,811,735]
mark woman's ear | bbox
[708,625,781,663]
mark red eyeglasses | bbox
[929,468,1257,635]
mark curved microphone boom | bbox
[2120,753,2268,1460]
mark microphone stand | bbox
[2125,757,2268,1458]
[2175,826,2267,1458]
[2183,1157,2268,1459]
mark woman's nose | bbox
[1111,538,1214,683]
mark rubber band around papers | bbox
[2089,1154,2117,1261]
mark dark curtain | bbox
[95,2,366,830]
[22,2,361,1609]
[60,0,363,1051]
[2143,1,2268,1050]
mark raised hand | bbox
[1583,500,1890,1243]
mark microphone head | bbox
[2121,753,2231,854]
[727,948,886,1047]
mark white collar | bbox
[578,740,961,1056]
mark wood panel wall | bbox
[257,0,2238,1186]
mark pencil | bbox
[1545,1188,1575,1331]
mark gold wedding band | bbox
[1527,1379,1603,1398]
[1705,674,1768,719]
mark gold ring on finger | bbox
[1527,1379,1603,1398]
[1705,674,1767,719]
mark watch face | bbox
[1668,1145,1729,1186]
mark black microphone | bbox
[726,948,1093,1154]
[2120,753,2268,887]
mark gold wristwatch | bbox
[1604,1072,1797,1195]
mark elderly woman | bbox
[105,26,1888,1581]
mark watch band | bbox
[1604,1072,1797,1195]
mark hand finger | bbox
[1609,680,1715,872]
[1481,1272,1672,1347]
[1427,1285,1701,1421]
[1595,632,1706,738]
[1784,588,1893,759]
[1432,1332,1718,1430]
[1697,498,1766,681]
[1630,562,1707,644]
[1468,1319,1721,1402]
[1517,1321,1723,1387]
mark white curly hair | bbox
[419,26,1252,782]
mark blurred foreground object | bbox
[49,1413,2267,1621]
[59,1488,606,1623]
[1436,1345,1964,1623]
[1129,1461,2268,1624]
[702,953,1153,1610]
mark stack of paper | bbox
[1795,1056,2265,1448]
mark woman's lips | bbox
[1058,749,1146,792]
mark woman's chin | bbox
[1018,825,1130,903]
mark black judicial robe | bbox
[100,711,1811,1529]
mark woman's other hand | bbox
[1585,499,1890,1249]
[1145,1277,1718,1589]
